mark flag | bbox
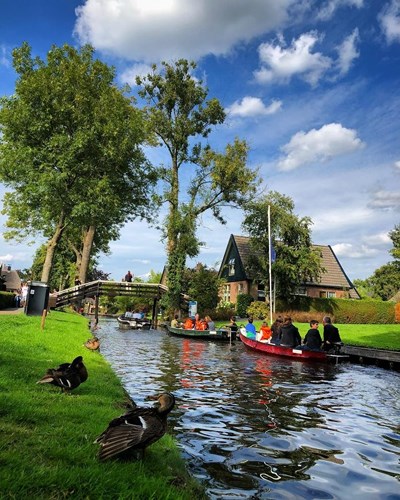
[270,243,276,263]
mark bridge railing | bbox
[55,280,168,308]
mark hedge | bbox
[0,292,15,310]
[275,297,396,324]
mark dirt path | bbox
[0,307,24,315]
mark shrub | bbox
[247,301,269,320]
[214,302,236,321]
[236,294,254,318]
[396,302,400,323]
[276,297,396,324]
[0,292,15,309]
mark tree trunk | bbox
[79,225,96,283]
[41,214,66,283]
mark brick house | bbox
[218,234,360,304]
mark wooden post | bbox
[40,309,47,330]
[95,294,99,325]
[152,297,158,329]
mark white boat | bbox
[117,314,151,330]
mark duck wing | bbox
[96,408,166,461]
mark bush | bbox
[0,292,15,309]
[396,302,400,323]
[214,302,236,321]
[236,294,254,318]
[247,301,269,320]
[276,297,396,324]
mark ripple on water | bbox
[97,319,400,499]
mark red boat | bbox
[239,332,328,361]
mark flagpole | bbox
[268,205,273,326]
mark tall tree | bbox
[136,60,258,310]
[0,43,154,283]
[242,191,323,302]
[365,224,400,300]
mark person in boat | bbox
[132,310,142,319]
[228,316,238,334]
[245,317,257,339]
[270,317,283,344]
[322,316,341,351]
[171,314,181,328]
[279,316,301,347]
[299,320,322,351]
[194,313,208,331]
[183,317,195,329]
[258,321,272,342]
[124,309,134,318]
[205,315,215,331]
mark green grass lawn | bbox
[216,320,400,350]
[0,311,204,500]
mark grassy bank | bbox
[0,311,204,499]
[217,320,400,350]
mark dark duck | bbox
[95,393,175,461]
[37,356,88,391]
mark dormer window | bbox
[228,258,235,276]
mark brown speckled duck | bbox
[95,392,175,461]
[84,336,100,350]
[36,356,88,391]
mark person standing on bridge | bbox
[124,270,133,282]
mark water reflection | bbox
[96,319,400,499]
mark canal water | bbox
[96,319,400,499]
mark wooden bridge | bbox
[55,280,170,326]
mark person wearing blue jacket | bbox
[245,317,257,339]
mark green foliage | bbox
[353,278,374,299]
[367,261,400,301]
[0,291,14,309]
[0,42,155,283]
[0,312,204,499]
[214,301,236,321]
[242,191,323,302]
[136,59,259,309]
[184,264,221,313]
[276,297,396,324]
[246,300,269,320]
[389,224,400,261]
[236,293,254,317]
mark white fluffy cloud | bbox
[0,253,14,261]
[254,32,332,86]
[277,122,364,171]
[395,160,400,170]
[226,96,282,118]
[317,0,364,20]
[336,28,360,75]
[74,0,294,62]
[120,63,154,86]
[379,0,400,44]
[362,232,392,245]
[331,243,378,258]
[368,190,400,210]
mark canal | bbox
[96,318,400,499]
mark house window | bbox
[237,283,244,295]
[223,284,231,302]
[320,291,327,298]
[327,291,336,298]
[257,283,266,302]
[295,286,307,296]
[228,258,235,276]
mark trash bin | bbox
[25,281,49,316]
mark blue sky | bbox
[1,0,399,282]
